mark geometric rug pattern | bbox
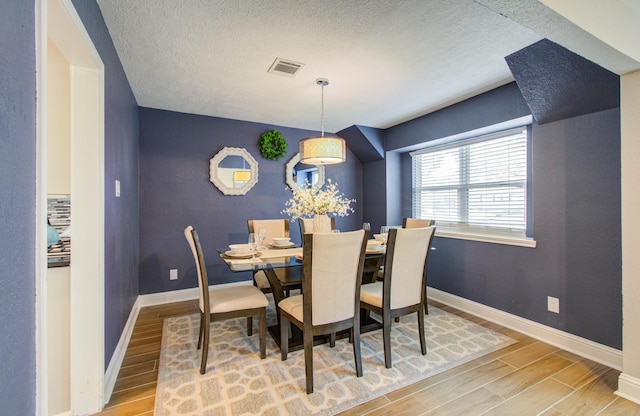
[154,301,515,415]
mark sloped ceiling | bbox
[97,0,544,133]
[506,39,620,124]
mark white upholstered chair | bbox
[184,226,268,374]
[402,217,435,314]
[279,229,368,394]
[360,226,435,368]
[402,217,435,228]
[298,216,336,239]
[247,219,292,293]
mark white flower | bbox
[282,179,355,220]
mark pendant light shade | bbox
[299,78,346,165]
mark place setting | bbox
[267,236,297,249]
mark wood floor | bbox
[92,299,640,416]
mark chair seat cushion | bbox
[207,285,268,314]
[360,282,383,309]
[278,294,303,322]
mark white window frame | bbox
[411,126,536,248]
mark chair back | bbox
[247,219,289,246]
[299,216,336,237]
[384,227,435,310]
[403,218,434,228]
[184,226,209,313]
[302,229,368,326]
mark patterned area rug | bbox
[154,301,515,415]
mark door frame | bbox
[36,0,105,414]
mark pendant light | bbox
[299,78,346,165]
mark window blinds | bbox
[412,127,527,233]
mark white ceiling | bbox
[96,0,634,133]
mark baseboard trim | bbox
[103,296,142,404]
[617,373,640,405]
[102,280,255,404]
[138,280,253,307]
[428,287,623,370]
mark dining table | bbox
[218,243,386,350]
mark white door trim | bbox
[37,0,105,414]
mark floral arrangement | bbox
[282,179,355,220]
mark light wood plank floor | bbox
[92,299,640,416]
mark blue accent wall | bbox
[71,0,140,366]
[138,108,363,294]
[0,2,36,413]
[384,86,622,348]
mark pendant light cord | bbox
[320,83,325,137]
[316,77,329,137]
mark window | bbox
[411,127,530,243]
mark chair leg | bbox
[352,326,363,377]
[424,300,429,315]
[200,316,210,375]
[304,327,314,394]
[247,316,253,336]
[259,309,266,359]
[383,313,392,369]
[418,307,427,355]
[197,312,205,350]
[280,314,289,361]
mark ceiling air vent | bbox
[268,58,304,77]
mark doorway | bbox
[37,0,105,414]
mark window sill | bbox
[435,229,537,248]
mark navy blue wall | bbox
[0,2,37,414]
[138,108,363,294]
[71,0,140,366]
[384,87,621,348]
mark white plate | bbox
[224,250,260,258]
[269,242,296,248]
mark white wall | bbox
[620,70,640,402]
[47,39,71,195]
[46,37,71,415]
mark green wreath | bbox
[258,130,287,161]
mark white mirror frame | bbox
[286,152,325,191]
[209,147,258,195]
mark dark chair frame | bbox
[186,227,267,374]
[280,230,369,394]
[360,227,435,368]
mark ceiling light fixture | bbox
[299,78,346,165]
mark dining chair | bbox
[298,216,336,240]
[360,226,435,368]
[402,217,435,228]
[247,219,292,294]
[279,229,368,394]
[184,226,268,374]
[402,217,435,314]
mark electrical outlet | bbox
[170,269,178,280]
[547,296,560,313]
[115,180,121,197]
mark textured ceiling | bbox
[95,0,635,133]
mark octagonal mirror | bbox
[209,147,258,195]
[286,152,325,191]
